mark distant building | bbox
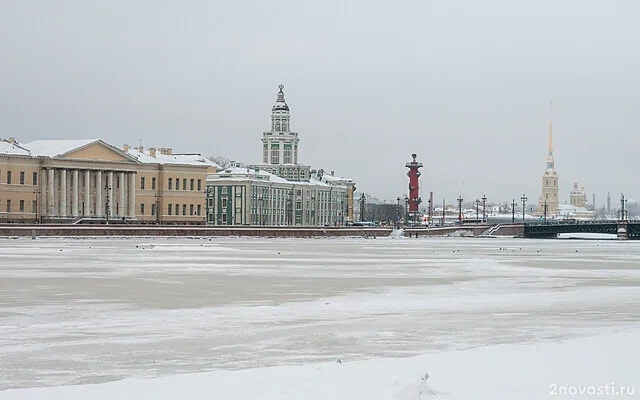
[569,181,588,208]
[0,138,217,224]
[206,85,355,226]
[536,109,559,216]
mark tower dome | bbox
[272,84,290,112]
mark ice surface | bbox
[1,236,639,397]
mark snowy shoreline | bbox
[1,326,637,400]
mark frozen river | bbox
[1,236,639,390]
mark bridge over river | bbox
[523,220,640,239]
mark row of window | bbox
[166,203,202,216]
[165,178,202,191]
[0,171,37,185]
[0,199,36,213]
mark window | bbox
[190,179,194,191]
[6,199,11,212]
[19,200,25,212]
[182,204,187,216]
[116,176,120,189]
[168,178,173,190]
[140,203,145,215]
[182,179,187,190]
[32,200,36,213]
[168,203,173,215]
[32,172,38,185]
[197,204,201,216]
[283,145,292,164]
[7,171,11,184]
[222,214,227,223]
[189,204,194,215]
[151,177,156,190]
[151,203,156,216]
[222,197,228,208]
[197,179,201,191]
[141,177,146,190]
[263,144,268,163]
[271,146,279,164]
[18,172,25,185]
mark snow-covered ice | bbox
[0,236,639,399]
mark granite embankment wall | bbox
[0,225,392,238]
[0,224,523,238]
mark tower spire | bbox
[546,101,555,171]
[548,101,553,155]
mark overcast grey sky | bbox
[1,0,639,205]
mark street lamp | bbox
[457,195,463,223]
[33,188,40,224]
[396,196,401,227]
[404,194,408,225]
[543,200,548,223]
[481,194,487,222]
[154,193,161,224]
[427,197,432,226]
[106,186,112,224]
[511,199,516,224]
[475,199,480,223]
[520,194,527,223]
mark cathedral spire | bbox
[546,102,555,171]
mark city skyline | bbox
[1,0,639,204]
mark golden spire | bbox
[548,101,553,155]
[546,101,555,171]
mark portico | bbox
[40,167,137,219]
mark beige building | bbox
[0,138,217,224]
[569,181,588,208]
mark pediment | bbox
[59,141,139,163]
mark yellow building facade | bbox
[0,138,217,224]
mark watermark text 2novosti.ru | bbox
[550,383,635,396]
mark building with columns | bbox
[206,163,349,226]
[206,85,356,226]
[0,138,217,224]
[536,111,559,217]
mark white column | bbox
[40,169,47,219]
[96,171,103,217]
[128,173,136,217]
[84,170,90,216]
[119,172,125,217]
[48,168,55,216]
[267,140,271,164]
[59,169,67,217]
[72,170,79,217]
[107,172,114,218]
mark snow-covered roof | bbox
[208,166,348,189]
[0,140,30,156]
[126,148,219,168]
[23,139,100,157]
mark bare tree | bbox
[206,155,231,170]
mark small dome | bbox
[272,84,290,112]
